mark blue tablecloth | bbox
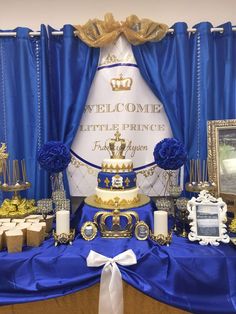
[0,201,236,314]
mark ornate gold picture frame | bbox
[208,119,236,198]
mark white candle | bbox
[154,210,168,236]
[56,210,70,235]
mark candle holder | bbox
[155,197,172,214]
[37,198,53,216]
[0,159,36,217]
[150,231,172,245]
[53,229,75,246]
[176,197,189,237]
[54,199,70,212]
[169,185,182,233]
[52,190,66,202]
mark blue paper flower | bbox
[153,138,187,170]
[37,141,71,173]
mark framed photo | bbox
[187,190,229,246]
[81,221,98,241]
[208,119,236,197]
[134,221,149,240]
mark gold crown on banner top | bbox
[110,73,133,91]
[106,131,128,159]
[93,201,139,238]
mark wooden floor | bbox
[0,282,190,314]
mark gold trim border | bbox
[85,194,150,210]
[134,221,149,240]
[81,221,98,241]
[96,186,137,191]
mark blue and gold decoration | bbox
[97,171,136,189]
[0,149,37,218]
[81,201,150,239]
[106,130,127,159]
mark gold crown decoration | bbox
[110,74,133,91]
[101,162,133,172]
[106,131,127,159]
[93,203,139,238]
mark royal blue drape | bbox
[132,21,236,163]
[189,22,236,159]
[132,23,191,150]
[0,25,55,200]
[48,25,99,147]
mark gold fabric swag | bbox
[74,13,169,47]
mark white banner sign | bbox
[68,36,173,196]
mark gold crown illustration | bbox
[110,74,133,91]
[94,201,139,238]
[107,131,127,159]
[100,53,119,66]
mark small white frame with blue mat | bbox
[187,190,230,246]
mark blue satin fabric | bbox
[0,202,236,314]
[0,26,56,199]
[48,25,99,196]
[132,23,191,187]
[132,22,236,185]
[48,25,99,147]
[132,23,190,146]
[189,22,236,159]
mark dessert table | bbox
[0,201,236,314]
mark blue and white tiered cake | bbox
[95,132,139,206]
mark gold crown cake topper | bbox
[107,131,127,159]
[110,73,133,91]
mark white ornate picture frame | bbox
[187,190,230,246]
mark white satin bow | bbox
[87,249,137,314]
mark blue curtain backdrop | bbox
[0,22,235,200]
[48,25,99,196]
[132,21,236,165]
[132,23,191,152]
[0,25,55,200]
[189,22,236,159]
[48,24,99,147]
